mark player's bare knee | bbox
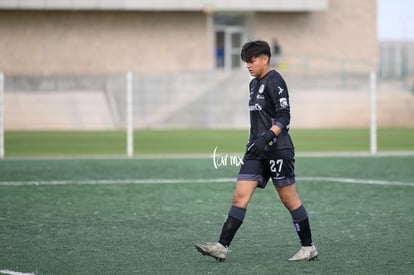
[282,199,302,211]
[232,193,249,208]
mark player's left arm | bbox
[269,77,291,137]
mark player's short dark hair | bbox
[240,40,271,63]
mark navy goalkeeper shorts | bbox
[237,149,296,188]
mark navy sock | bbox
[218,206,246,247]
[290,204,313,246]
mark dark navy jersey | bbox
[248,70,294,150]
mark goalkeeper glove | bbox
[246,130,277,159]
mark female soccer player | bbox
[195,40,318,262]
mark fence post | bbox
[126,72,134,158]
[370,72,377,155]
[0,72,4,159]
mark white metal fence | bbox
[379,41,414,84]
[1,70,414,158]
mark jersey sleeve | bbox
[268,75,291,131]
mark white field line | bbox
[0,270,36,275]
[0,178,232,186]
[299,177,414,187]
[0,177,413,187]
[4,150,414,160]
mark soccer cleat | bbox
[195,242,228,262]
[288,244,318,261]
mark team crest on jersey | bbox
[258,84,265,94]
[280,98,288,108]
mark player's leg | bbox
[275,183,301,211]
[218,180,257,246]
[217,158,267,248]
[195,180,256,261]
[267,150,318,261]
[275,184,318,261]
[195,159,265,261]
[275,184,313,246]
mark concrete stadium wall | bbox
[4,72,414,130]
[0,0,391,130]
[0,11,209,74]
[0,0,376,75]
[255,0,377,74]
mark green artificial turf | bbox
[0,156,413,274]
[3,128,414,157]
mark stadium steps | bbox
[164,71,414,129]
[5,90,116,130]
[164,69,250,128]
[4,72,413,130]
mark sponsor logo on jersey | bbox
[256,94,265,99]
[278,86,284,94]
[280,98,288,108]
[249,104,263,111]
